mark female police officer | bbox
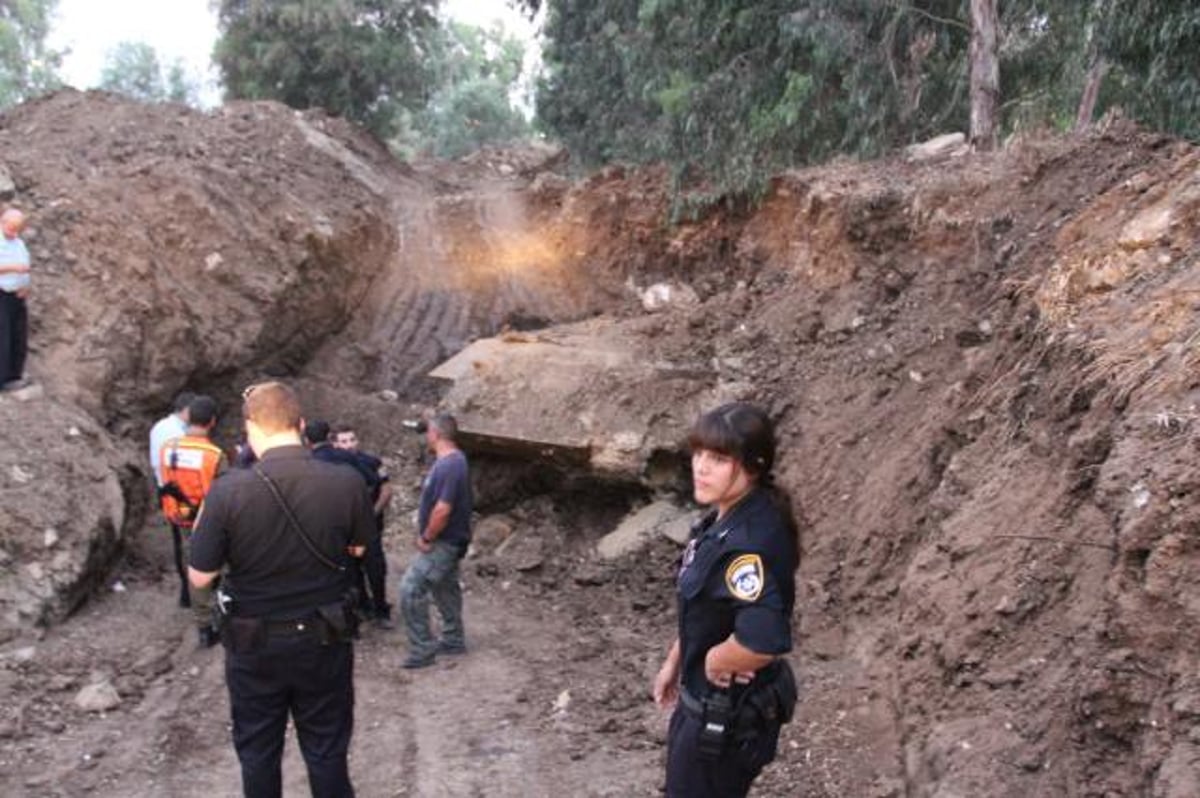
[653,402,800,797]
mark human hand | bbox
[704,649,757,689]
[653,660,679,709]
[15,286,28,300]
[415,535,432,553]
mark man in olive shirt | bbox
[189,381,373,798]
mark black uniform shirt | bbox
[676,487,797,698]
[191,444,374,620]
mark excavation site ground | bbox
[1,91,1199,797]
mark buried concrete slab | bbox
[597,500,694,560]
[429,318,728,483]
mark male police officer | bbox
[332,423,393,627]
[398,413,473,669]
[189,381,373,798]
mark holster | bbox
[732,660,799,741]
[316,598,358,645]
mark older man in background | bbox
[0,208,31,390]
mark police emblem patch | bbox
[725,554,764,601]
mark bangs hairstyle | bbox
[687,403,775,476]
[689,401,801,570]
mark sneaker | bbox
[401,655,435,670]
[437,641,467,655]
[197,626,220,649]
[1,378,28,392]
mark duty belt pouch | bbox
[224,617,266,654]
[772,659,799,724]
[316,601,356,645]
[697,691,733,761]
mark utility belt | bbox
[214,592,360,654]
[680,659,799,761]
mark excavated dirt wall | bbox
[494,124,1200,797]
[0,89,1198,797]
[0,91,401,636]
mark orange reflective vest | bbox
[159,435,224,529]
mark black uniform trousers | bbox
[665,703,781,798]
[0,290,27,383]
[354,515,388,616]
[226,632,355,798]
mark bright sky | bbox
[48,0,538,107]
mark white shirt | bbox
[149,413,187,486]
[0,236,30,293]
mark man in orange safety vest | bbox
[160,394,227,647]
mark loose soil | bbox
[2,92,1200,797]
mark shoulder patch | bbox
[725,553,765,601]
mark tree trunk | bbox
[1074,58,1108,132]
[969,0,999,150]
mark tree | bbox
[968,0,999,149]
[213,0,440,138]
[99,42,200,105]
[165,62,200,105]
[536,0,1199,201]
[539,1,971,199]
[412,21,532,157]
[1097,0,1200,141]
[0,0,62,108]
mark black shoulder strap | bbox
[252,465,346,573]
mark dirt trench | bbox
[3,93,1200,798]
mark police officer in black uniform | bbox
[189,381,374,798]
[653,402,800,797]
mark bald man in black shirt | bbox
[190,381,373,798]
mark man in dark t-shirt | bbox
[189,382,373,797]
[398,412,473,669]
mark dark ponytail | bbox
[688,402,802,570]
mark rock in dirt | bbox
[430,318,722,483]
[905,132,968,162]
[0,397,133,636]
[597,501,692,560]
[73,681,121,713]
[472,516,515,553]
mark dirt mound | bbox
[0,90,399,423]
[1,87,1198,797]
[429,124,1200,795]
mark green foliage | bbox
[538,0,1200,200]
[403,20,533,158]
[99,41,200,105]
[1098,0,1200,140]
[539,1,972,197]
[213,0,440,138]
[0,0,62,108]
